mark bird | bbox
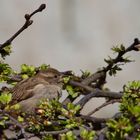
[11,68,63,113]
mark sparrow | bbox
[11,68,63,113]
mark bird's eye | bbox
[54,75,58,78]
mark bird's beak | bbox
[60,70,73,76]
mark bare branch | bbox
[0,4,46,51]
[87,99,121,116]
[81,71,105,85]
[40,128,69,135]
[69,80,94,92]
[76,90,122,108]
[80,115,108,124]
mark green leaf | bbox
[66,85,78,98]
[80,70,91,78]
[21,64,28,73]
[29,65,35,73]
[104,56,113,65]
[39,64,50,70]
[60,134,66,140]
[74,105,81,112]
[67,103,75,110]
[66,131,76,140]
[80,129,88,138]
[21,74,29,79]
[10,104,20,110]
[111,44,125,53]
[0,92,12,104]
[120,44,125,51]
[0,121,5,127]
[42,135,54,140]
[63,76,71,84]
[1,45,12,58]
[18,116,24,122]
[80,128,95,140]
[21,64,36,77]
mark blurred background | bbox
[0,0,140,117]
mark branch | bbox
[69,80,94,92]
[62,80,122,107]
[76,90,122,109]
[104,38,140,73]
[87,99,121,116]
[80,38,140,88]
[80,115,108,124]
[0,4,46,51]
[62,80,95,105]
[80,115,108,130]
[0,109,28,140]
[81,71,105,85]
[40,129,69,135]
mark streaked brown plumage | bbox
[11,68,63,112]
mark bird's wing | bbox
[18,97,38,113]
[11,78,36,102]
[27,84,62,100]
[38,85,62,99]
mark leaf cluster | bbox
[107,81,140,140]
[0,45,12,59]
[0,4,140,139]
[104,45,133,76]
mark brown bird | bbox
[11,68,63,113]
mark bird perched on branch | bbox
[11,68,63,113]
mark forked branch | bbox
[0,4,46,51]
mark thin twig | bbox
[40,128,69,135]
[80,115,108,124]
[87,99,121,116]
[0,4,46,51]
[104,38,140,73]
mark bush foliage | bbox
[0,3,140,140]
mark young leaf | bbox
[0,92,12,105]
